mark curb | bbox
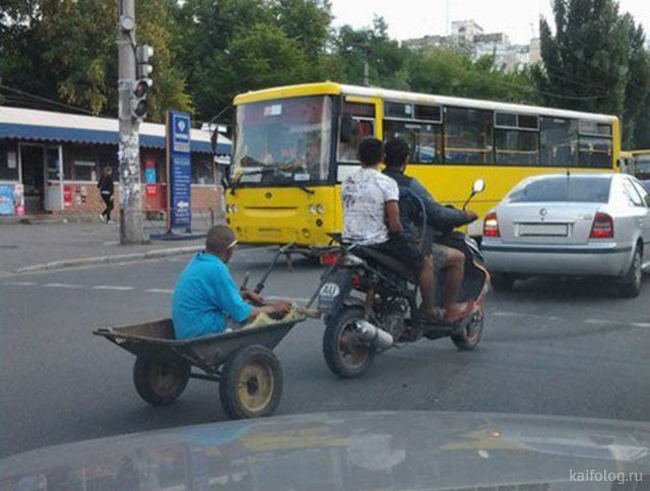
[12,245,204,274]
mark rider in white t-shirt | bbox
[341,138,437,319]
[341,138,402,244]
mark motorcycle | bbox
[316,179,491,378]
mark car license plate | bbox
[518,223,568,236]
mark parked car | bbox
[482,173,650,297]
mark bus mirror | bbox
[472,178,486,195]
[340,114,353,143]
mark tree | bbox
[620,15,650,148]
[532,0,650,148]
[336,16,410,89]
[0,0,191,120]
[407,47,539,104]
[175,0,336,122]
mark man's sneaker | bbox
[98,213,106,223]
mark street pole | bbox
[117,0,146,244]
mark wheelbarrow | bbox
[93,314,306,420]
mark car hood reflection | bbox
[1,411,648,490]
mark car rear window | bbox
[507,177,611,203]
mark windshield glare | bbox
[234,96,332,185]
[507,176,612,203]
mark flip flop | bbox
[443,300,476,324]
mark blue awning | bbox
[0,123,230,154]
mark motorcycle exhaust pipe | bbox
[355,320,394,350]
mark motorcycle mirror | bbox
[472,178,486,195]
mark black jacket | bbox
[97,175,114,196]
[383,168,471,240]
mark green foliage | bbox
[0,0,647,147]
[408,48,540,105]
[0,0,191,121]
[533,0,650,147]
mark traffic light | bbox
[131,44,154,121]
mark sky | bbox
[329,0,650,45]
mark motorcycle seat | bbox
[356,246,417,284]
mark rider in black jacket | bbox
[383,137,477,323]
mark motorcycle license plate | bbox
[318,282,341,310]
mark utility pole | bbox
[117,0,146,244]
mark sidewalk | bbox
[0,215,218,275]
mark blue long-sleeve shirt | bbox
[172,252,252,339]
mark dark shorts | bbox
[371,236,425,273]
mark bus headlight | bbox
[316,204,324,214]
[226,204,237,214]
[308,204,317,215]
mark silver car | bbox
[482,173,650,297]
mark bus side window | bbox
[338,103,375,162]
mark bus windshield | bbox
[635,154,650,179]
[233,96,332,185]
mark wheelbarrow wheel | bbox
[133,358,190,406]
[219,345,283,420]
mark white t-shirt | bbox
[341,167,399,245]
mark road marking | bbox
[92,285,134,291]
[492,311,561,321]
[632,322,650,328]
[585,318,613,325]
[43,283,82,289]
[266,296,311,303]
[146,288,174,294]
[3,281,37,286]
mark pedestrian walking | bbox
[97,166,114,223]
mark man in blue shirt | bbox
[172,226,291,339]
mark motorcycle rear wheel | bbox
[322,307,374,378]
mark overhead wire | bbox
[0,83,96,115]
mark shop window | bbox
[0,142,19,181]
[540,117,578,167]
[192,154,215,185]
[64,145,98,181]
[444,107,494,164]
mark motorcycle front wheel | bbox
[322,306,375,378]
[451,311,484,351]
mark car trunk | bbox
[497,202,602,245]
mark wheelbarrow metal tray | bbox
[93,318,302,373]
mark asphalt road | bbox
[1,248,649,459]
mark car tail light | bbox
[590,212,614,239]
[483,212,500,237]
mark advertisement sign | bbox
[13,183,24,216]
[166,110,192,230]
[63,185,73,208]
[0,184,14,216]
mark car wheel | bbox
[491,273,515,292]
[618,246,642,298]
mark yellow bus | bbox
[225,82,620,253]
[631,150,650,179]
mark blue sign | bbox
[145,167,156,184]
[167,110,192,230]
[0,184,14,216]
